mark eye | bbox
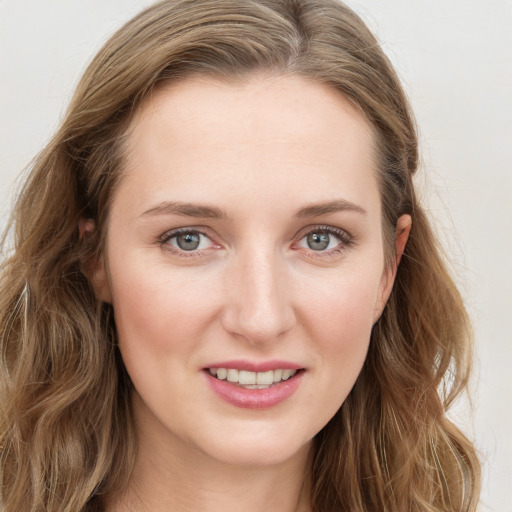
[296,226,353,254]
[304,231,334,251]
[162,229,215,252]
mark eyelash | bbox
[157,228,215,258]
[157,225,355,258]
[296,225,355,259]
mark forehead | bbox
[117,74,379,218]
[128,73,373,154]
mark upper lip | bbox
[203,359,304,372]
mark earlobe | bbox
[90,257,113,304]
[79,218,112,304]
[79,218,95,240]
[374,214,412,322]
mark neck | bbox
[107,395,313,512]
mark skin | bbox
[89,74,411,512]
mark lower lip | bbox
[204,371,304,410]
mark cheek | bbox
[296,266,382,402]
[298,266,381,342]
[109,258,218,364]
[108,259,222,422]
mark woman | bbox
[0,0,480,511]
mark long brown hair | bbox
[0,1,480,510]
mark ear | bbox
[394,214,411,268]
[373,214,412,322]
[79,218,112,304]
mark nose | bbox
[220,245,296,346]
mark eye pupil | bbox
[176,232,201,250]
[307,231,330,251]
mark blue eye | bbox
[159,226,352,258]
[296,227,353,254]
[306,231,331,251]
[164,230,213,252]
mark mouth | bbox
[207,367,302,389]
[203,363,305,409]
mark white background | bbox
[0,1,510,510]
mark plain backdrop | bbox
[1,1,511,510]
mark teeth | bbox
[256,370,274,385]
[239,370,257,385]
[209,368,297,386]
[227,369,238,382]
[282,369,293,380]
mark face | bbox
[94,74,404,468]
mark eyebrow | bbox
[140,198,366,219]
[295,199,367,218]
[141,201,227,219]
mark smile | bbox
[208,368,298,389]
[204,364,304,409]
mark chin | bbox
[193,427,313,468]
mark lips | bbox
[203,361,304,409]
[209,367,298,388]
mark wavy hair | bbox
[0,0,480,510]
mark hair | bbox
[0,0,480,510]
